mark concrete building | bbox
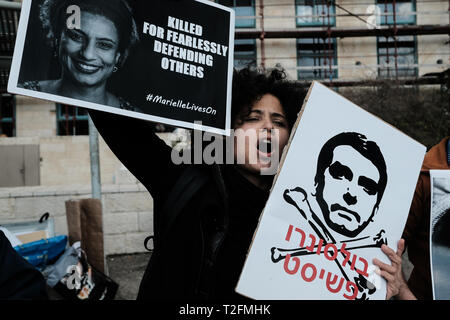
[228,0,449,80]
[0,0,449,255]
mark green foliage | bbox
[340,82,450,150]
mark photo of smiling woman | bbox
[19,0,140,111]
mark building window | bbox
[296,1,337,80]
[219,0,255,28]
[377,35,417,78]
[296,0,336,27]
[297,38,337,80]
[234,39,257,69]
[376,0,416,26]
[218,0,256,68]
[0,95,15,137]
[56,104,89,136]
[376,1,416,78]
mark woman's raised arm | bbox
[88,110,185,203]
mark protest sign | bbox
[429,170,450,300]
[236,82,426,300]
[8,0,234,135]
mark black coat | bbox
[0,231,48,299]
[90,111,269,300]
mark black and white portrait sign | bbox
[8,0,234,135]
[430,170,450,300]
[236,82,426,300]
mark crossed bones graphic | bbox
[270,187,388,300]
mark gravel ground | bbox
[107,252,151,300]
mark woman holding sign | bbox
[89,66,407,300]
[20,0,140,111]
[89,67,302,300]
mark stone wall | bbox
[0,98,182,255]
[416,0,449,77]
[0,184,154,255]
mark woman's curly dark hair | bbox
[433,208,450,247]
[231,67,306,131]
[40,0,139,65]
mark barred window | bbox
[296,0,336,27]
[56,104,89,136]
[376,0,416,26]
[377,35,417,78]
[297,38,338,80]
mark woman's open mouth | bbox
[257,138,273,158]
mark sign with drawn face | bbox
[236,82,426,300]
[8,0,234,135]
[430,170,450,300]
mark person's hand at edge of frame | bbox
[373,239,417,300]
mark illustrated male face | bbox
[316,144,382,238]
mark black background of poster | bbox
[18,0,231,130]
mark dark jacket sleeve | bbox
[88,110,184,203]
[402,172,433,299]
[0,231,48,300]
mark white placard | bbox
[236,82,426,300]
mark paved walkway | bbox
[107,253,150,300]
